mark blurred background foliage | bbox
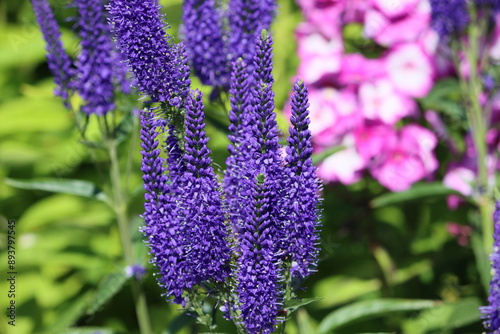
[0,0,487,333]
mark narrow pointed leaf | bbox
[318,299,439,334]
[6,178,109,203]
[370,183,458,208]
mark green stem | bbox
[108,139,152,334]
[465,9,493,254]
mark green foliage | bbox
[318,299,438,333]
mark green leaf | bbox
[52,328,124,334]
[163,312,195,334]
[285,297,322,315]
[401,297,482,334]
[312,146,346,165]
[317,299,438,334]
[5,178,109,203]
[87,271,129,314]
[48,291,94,332]
[370,183,458,208]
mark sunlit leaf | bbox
[401,297,482,334]
[370,183,458,208]
[318,299,438,334]
[6,178,110,204]
[87,270,129,314]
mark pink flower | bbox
[370,0,420,18]
[296,0,344,39]
[318,143,366,185]
[337,53,386,86]
[306,87,361,146]
[447,222,472,246]
[443,165,475,196]
[353,122,397,161]
[359,78,417,124]
[344,0,371,23]
[364,2,430,47]
[490,14,500,60]
[296,23,343,84]
[385,43,435,98]
[370,124,438,192]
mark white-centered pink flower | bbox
[364,2,430,47]
[318,143,366,185]
[296,23,343,84]
[306,87,361,146]
[385,43,435,98]
[370,124,438,192]
[338,53,386,85]
[296,0,344,39]
[370,0,420,18]
[359,78,416,124]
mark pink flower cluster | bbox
[291,0,440,192]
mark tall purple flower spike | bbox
[224,59,254,234]
[228,0,276,64]
[235,174,283,334]
[182,0,230,87]
[481,202,500,332]
[31,0,74,103]
[74,0,117,115]
[228,31,283,334]
[281,80,321,280]
[141,92,230,304]
[175,90,230,286]
[430,0,469,39]
[107,0,187,105]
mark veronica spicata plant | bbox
[109,0,319,324]
[132,18,321,333]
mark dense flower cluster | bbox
[74,0,120,115]
[292,0,438,191]
[293,0,500,193]
[481,202,500,332]
[31,0,74,102]
[429,0,469,39]
[107,0,189,105]
[140,32,321,333]
[32,0,132,114]
[181,0,276,87]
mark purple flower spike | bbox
[176,90,230,284]
[74,0,116,115]
[430,0,469,39]
[481,202,500,332]
[107,0,183,105]
[249,31,280,178]
[282,80,321,279]
[236,174,282,334]
[224,59,255,233]
[228,0,276,63]
[31,0,74,103]
[182,0,230,87]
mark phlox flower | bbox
[364,1,431,47]
[369,0,420,18]
[370,124,438,192]
[359,78,417,124]
[296,0,344,39]
[318,138,367,185]
[337,54,386,86]
[385,42,435,98]
[296,23,343,84]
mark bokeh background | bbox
[0,0,488,333]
